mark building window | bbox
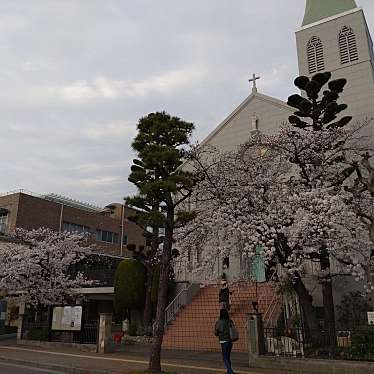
[339,26,359,64]
[96,229,119,244]
[0,209,8,234]
[223,256,230,270]
[63,221,90,234]
[307,36,325,74]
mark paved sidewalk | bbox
[0,343,288,374]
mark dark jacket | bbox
[214,319,232,342]
[219,288,230,303]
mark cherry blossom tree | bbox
[177,72,374,347]
[0,228,93,306]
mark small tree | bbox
[114,259,146,320]
[0,228,92,306]
[127,111,197,373]
[126,228,162,332]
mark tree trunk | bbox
[293,275,320,341]
[320,255,336,356]
[143,267,153,332]
[148,208,174,373]
[144,224,160,333]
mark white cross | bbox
[249,73,260,93]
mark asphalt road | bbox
[0,362,67,374]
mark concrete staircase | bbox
[162,281,281,352]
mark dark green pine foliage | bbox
[288,72,351,131]
[127,111,196,228]
[127,111,197,373]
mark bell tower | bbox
[296,0,374,120]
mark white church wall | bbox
[176,3,374,288]
[296,8,374,143]
[205,95,292,151]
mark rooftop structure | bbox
[302,0,357,26]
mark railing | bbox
[258,271,281,328]
[0,189,103,213]
[164,283,200,328]
[263,291,281,328]
[263,326,374,361]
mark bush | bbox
[337,291,370,328]
[114,259,146,314]
[351,327,374,360]
[27,327,49,341]
[128,321,138,337]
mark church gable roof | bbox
[200,92,293,150]
[302,0,358,26]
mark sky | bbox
[1,0,374,207]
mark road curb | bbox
[0,355,112,374]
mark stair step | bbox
[162,281,281,353]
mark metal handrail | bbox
[263,292,281,328]
[256,271,281,327]
[164,283,200,327]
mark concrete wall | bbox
[0,193,20,232]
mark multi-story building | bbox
[0,190,148,329]
[0,190,146,257]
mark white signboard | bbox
[368,312,374,326]
[52,306,82,331]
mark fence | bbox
[263,326,374,361]
[21,310,98,345]
[50,321,98,344]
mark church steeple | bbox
[302,0,357,26]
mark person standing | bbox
[219,280,232,311]
[214,309,235,374]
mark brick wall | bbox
[16,193,61,231]
[0,192,146,256]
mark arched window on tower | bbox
[339,26,359,64]
[307,36,325,74]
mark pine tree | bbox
[127,111,197,373]
[287,72,352,354]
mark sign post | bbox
[52,306,82,331]
[368,312,374,326]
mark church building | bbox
[200,0,374,155]
[164,1,374,353]
[176,0,374,282]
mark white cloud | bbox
[1,0,374,205]
[60,77,122,101]
[81,121,136,141]
[59,66,206,102]
[125,67,206,97]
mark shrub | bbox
[114,259,146,315]
[351,327,374,360]
[337,291,370,328]
[128,321,138,337]
[27,327,49,341]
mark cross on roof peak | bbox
[249,73,260,94]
